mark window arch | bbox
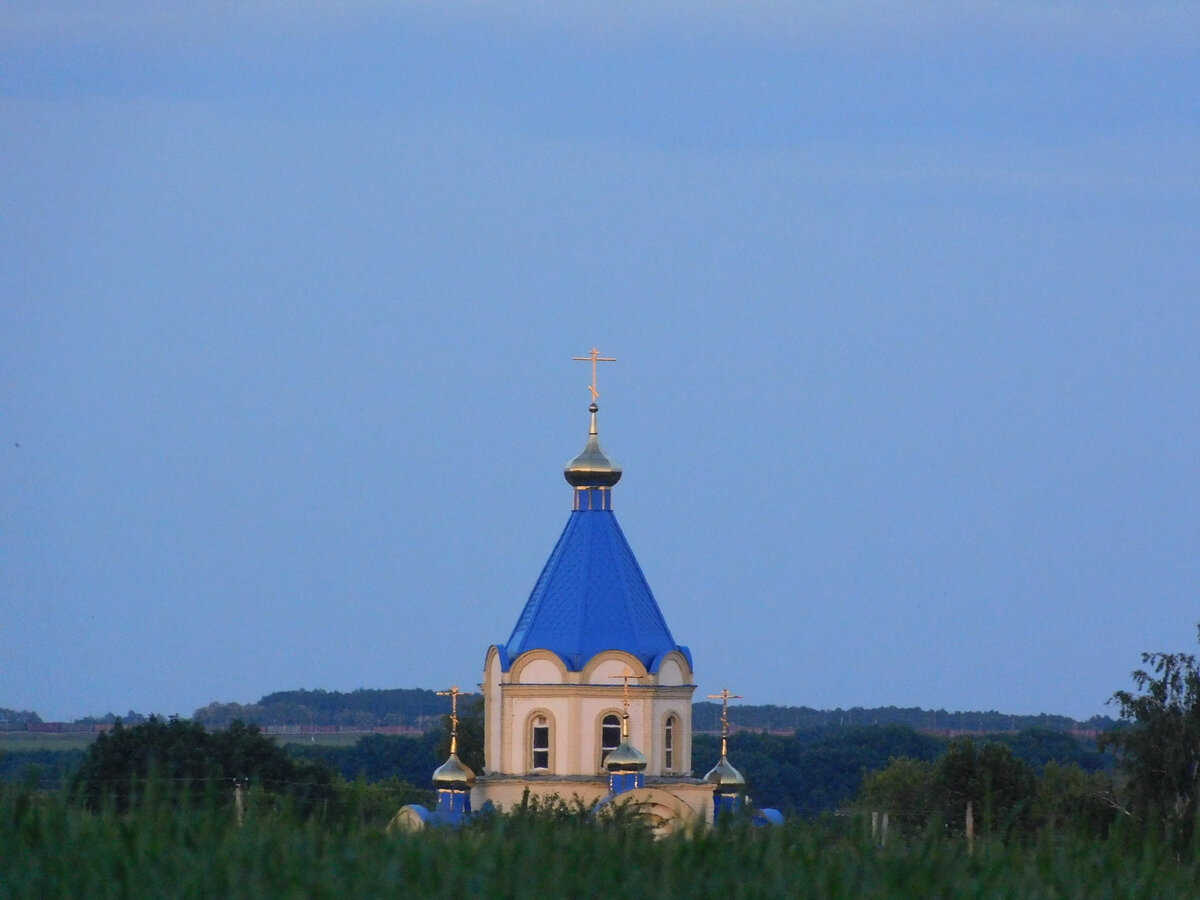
[663,714,678,772]
[600,713,622,765]
[528,712,554,773]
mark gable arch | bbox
[510,649,569,684]
[651,650,692,685]
[601,787,703,838]
[581,651,647,684]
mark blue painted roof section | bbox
[501,507,683,672]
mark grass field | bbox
[0,732,96,752]
[2,784,1196,899]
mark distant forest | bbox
[182,690,1115,735]
[4,691,1116,735]
[192,689,454,730]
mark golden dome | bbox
[703,755,746,790]
[604,737,647,772]
[432,752,476,788]
[564,404,622,488]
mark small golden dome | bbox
[704,755,746,790]
[432,752,476,788]
[564,404,622,488]
[604,738,647,772]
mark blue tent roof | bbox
[499,506,687,672]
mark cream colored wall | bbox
[577,695,633,773]
[472,777,718,829]
[472,778,610,813]
[486,647,696,778]
[518,658,563,683]
[507,696,572,773]
[587,656,642,684]
[483,648,503,774]
[651,697,691,775]
[658,657,684,685]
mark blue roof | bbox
[500,506,687,672]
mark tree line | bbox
[187,689,1112,735]
[0,712,1106,820]
[5,628,1198,847]
[11,692,1114,736]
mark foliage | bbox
[73,710,149,726]
[193,688,464,729]
[290,731,442,787]
[325,776,434,829]
[465,790,656,837]
[2,782,1198,899]
[1104,627,1200,847]
[693,724,1107,820]
[694,725,945,815]
[16,715,1110,827]
[70,717,334,811]
[1033,762,1117,839]
[858,756,937,834]
[938,737,1036,833]
[691,702,1112,735]
[186,689,1112,735]
[994,727,1111,774]
[859,737,1116,840]
[0,748,85,789]
[0,708,43,726]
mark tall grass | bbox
[1,783,1195,899]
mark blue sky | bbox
[2,2,1197,722]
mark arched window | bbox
[531,715,550,771]
[600,713,621,764]
[664,715,677,772]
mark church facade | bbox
[470,353,732,831]
[399,352,765,833]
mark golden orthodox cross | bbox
[573,347,616,403]
[708,688,743,756]
[611,668,638,737]
[437,685,462,753]
[611,668,639,712]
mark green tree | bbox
[1032,762,1116,837]
[997,727,1109,774]
[938,737,1035,834]
[71,717,333,811]
[857,756,937,835]
[1104,627,1200,846]
[0,708,42,726]
[857,738,1037,837]
[692,725,943,816]
[294,731,442,787]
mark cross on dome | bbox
[437,685,463,753]
[573,347,616,404]
[611,668,638,713]
[563,348,623,490]
[611,668,640,738]
[708,688,743,757]
[604,667,647,771]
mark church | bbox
[397,351,774,833]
